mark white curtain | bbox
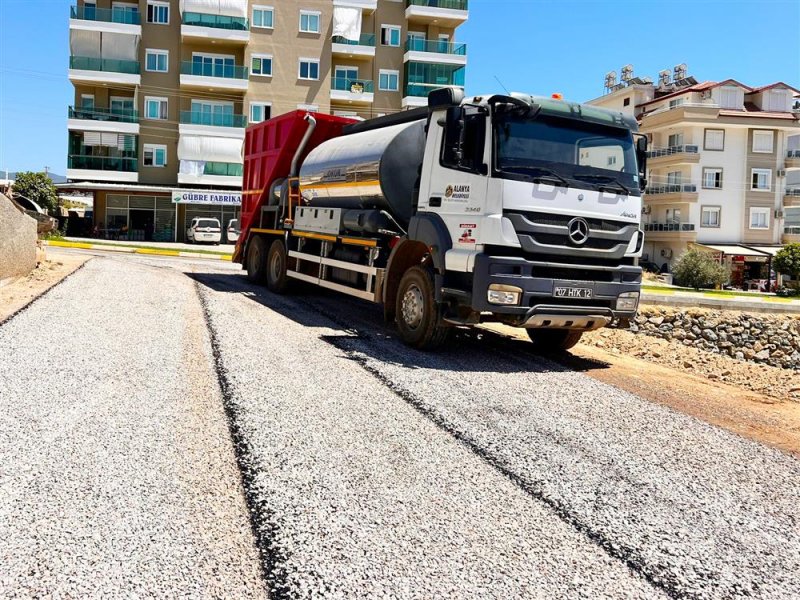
[180,160,207,176]
[180,0,247,18]
[69,30,138,60]
[332,7,362,41]
[178,135,243,163]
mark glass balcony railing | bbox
[644,222,696,232]
[405,38,467,55]
[203,162,243,177]
[70,56,140,74]
[785,188,800,197]
[70,4,141,25]
[788,150,800,158]
[182,12,249,31]
[180,61,248,80]
[406,0,469,10]
[404,83,463,97]
[646,144,700,158]
[180,110,247,128]
[784,226,800,235]
[68,106,138,123]
[331,34,376,47]
[68,155,138,172]
[331,78,374,93]
[645,183,698,195]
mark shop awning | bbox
[695,243,771,258]
[179,0,247,18]
[747,245,784,257]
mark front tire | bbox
[246,236,268,283]
[395,266,449,350]
[526,329,583,352]
[266,239,291,293]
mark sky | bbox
[0,0,798,175]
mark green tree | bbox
[13,171,58,213]
[774,243,800,290]
[672,248,729,290]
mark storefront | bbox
[693,243,778,291]
[171,189,241,243]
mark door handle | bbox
[429,196,442,207]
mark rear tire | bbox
[246,236,268,283]
[266,239,291,293]
[526,329,583,352]
[395,266,449,350]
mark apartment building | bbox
[589,69,800,285]
[65,0,468,242]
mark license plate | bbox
[554,286,593,299]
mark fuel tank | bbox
[298,119,426,228]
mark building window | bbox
[251,54,273,77]
[751,168,772,191]
[702,168,723,189]
[666,171,682,185]
[381,25,401,47]
[143,144,167,167]
[299,10,320,33]
[752,130,774,153]
[144,96,168,120]
[623,97,630,107]
[298,59,319,80]
[701,206,721,228]
[749,207,770,230]
[250,102,272,124]
[145,49,168,72]
[252,5,274,29]
[146,1,169,24]
[667,133,683,148]
[668,98,684,109]
[704,129,724,151]
[379,69,399,92]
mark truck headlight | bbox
[488,284,523,305]
[616,291,640,312]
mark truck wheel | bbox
[266,239,291,293]
[526,329,583,352]
[246,236,267,283]
[396,266,449,350]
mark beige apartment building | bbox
[65,0,468,242]
[589,68,800,287]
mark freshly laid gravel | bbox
[0,257,266,598]
[196,275,663,599]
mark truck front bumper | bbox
[469,254,642,328]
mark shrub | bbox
[774,243,800,290]
[672,248,729,290]
[12,171,58,213]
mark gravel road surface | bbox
[3,250,799,599]
[0,257,266,597]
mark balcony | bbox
[178,111,247,139]
[646,145,700,167]
[331,34,376,59]
[69,4,141,35]
[68,106,139,135]
[405,0,468,27]
[643,222,697,241]
[786,149,800,169]
[404,38,467,65]
[67,155,138,183]
[177,161,243,186]
[333,0,377,12]
[68,56,140,86]
[181,12,250,44]
[644,182,699,204]
[783,226,800,244]
[784,187,800,207]
[179,61,249,92]
[330,78,374,104]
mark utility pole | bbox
[44,166,50,176]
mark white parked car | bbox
[227,218,240,243]
[186,217,222,244]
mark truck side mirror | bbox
[635,134,648,191]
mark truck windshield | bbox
[494,114,639,194]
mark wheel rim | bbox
[269,249,283,282]
[249,245,261,274]
[401,284,425,330]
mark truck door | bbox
[418,104,490,270]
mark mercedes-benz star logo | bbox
[567,217,590,245]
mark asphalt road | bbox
[2,250,799,599]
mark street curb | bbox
[642,292,800,314]
[44,240,232,261]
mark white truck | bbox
[235,88,647,350]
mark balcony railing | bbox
[68,155,138,172]
[182,12,248,31]
[70,56,140,74]
[405,83,463,97]
[646,145,699,158]
[406,0,468,9]
[331,78,374,93]
[332,34,376,46]
[180,110,247,128]
[204,162,243,177]
[788,150,800,158]
[785,226,800,235]
[70,5,141,25]
[785,188,800,196]
[405,38,467,55]
[644,222,696,232]
[68,106,138,123]
[645,183,698,195]
[180,61,248,80]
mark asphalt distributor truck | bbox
[234,89,647,350]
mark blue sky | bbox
[1,0,798,175]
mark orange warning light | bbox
[552,93,563,100]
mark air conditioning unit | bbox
[775,209,784,219]
[643,205,652,215]
[778,169,787,178]
[661,248,673,259]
